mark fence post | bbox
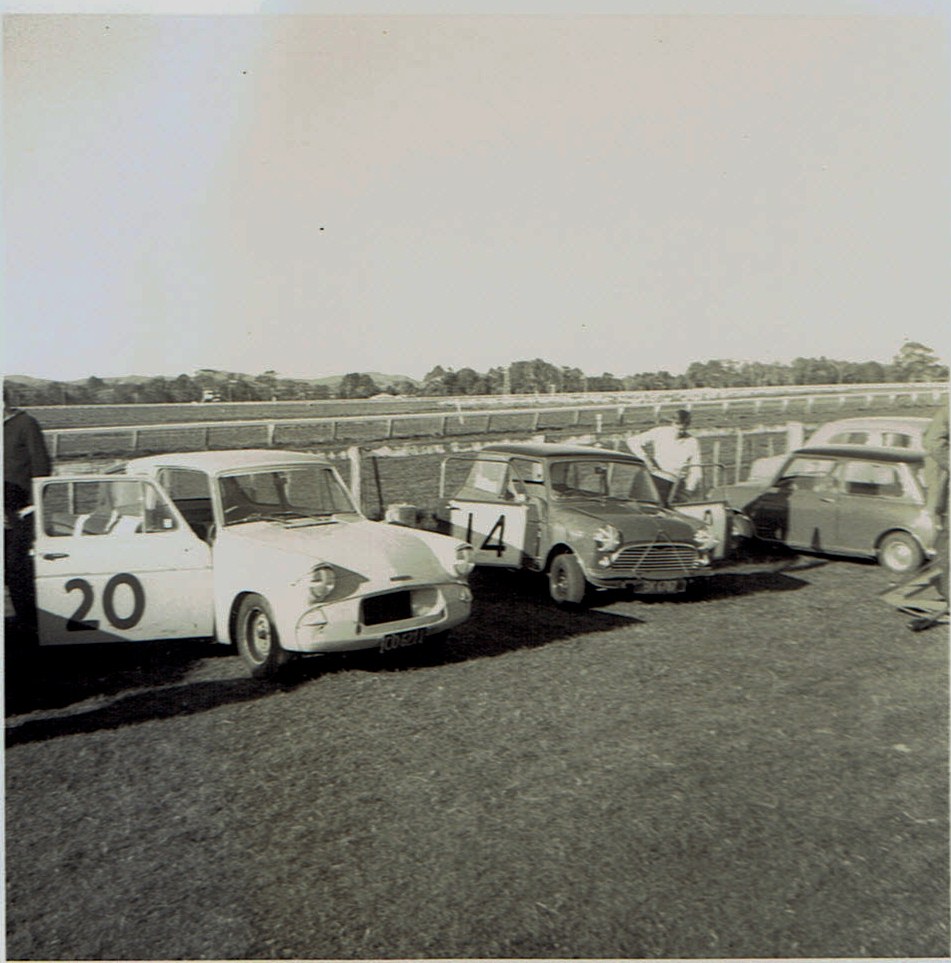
[267,423,276,446]
[595,413,603,435]
[50,432,59,458]
[347,446,362,509]
[440,415,448,436]
[734,429,743,484]
[532,411,540,431]
[712,438,721,488]
[386,418,394,439]
[131,429,139,453]
[204,426,211,450]
[786,421,805,453]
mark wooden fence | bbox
[42,383,947,460]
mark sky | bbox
[3,2,949,383]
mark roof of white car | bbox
[812,416,930,434]
[125,449,331,474]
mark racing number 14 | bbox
[465,512,506,557]
[66,573,146,631]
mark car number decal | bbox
[465,512,507,557]
[65,573,146,632]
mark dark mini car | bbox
[436,442,742,604]
[710,445,937,575]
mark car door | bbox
[441,455,529,567]
[750,455,839,551]
[33,475,214,645]
[833,459,919,555]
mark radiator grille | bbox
[608,543,698,577]
[362,591,413,626]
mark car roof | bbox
[126,449,331,474]
[790,444,925,464]
[813,416,931,432]
[481,442,646,463]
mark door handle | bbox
[42,552,70,560]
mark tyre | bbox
[548,553,589,606]
[236,594,290,679]
[877,531,924,576]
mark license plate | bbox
[380,628,426,653]
[636,579,686,595]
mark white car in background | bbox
[746,416,931,483]
[33,450,474,678]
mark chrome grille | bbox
[608,542,699,577]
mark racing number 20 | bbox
[66,573,146,632]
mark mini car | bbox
[33,450,475,678]
[747,416,931,482]
[710,445,937,575]
[435,442,743,604]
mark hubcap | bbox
[886,541,913,571]
[248,610,272,661]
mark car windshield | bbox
[549,459,660,504]
[219,466,358,525]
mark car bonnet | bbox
[224,517,453,582]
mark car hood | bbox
[226,517,452,581]
[556,498,702,540]
[707,482,770,511]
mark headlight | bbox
[453,544,475,578]
[692,526,718,552]
[593,523,621,553]
[309,564,337,601]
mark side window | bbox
[777,457,836,491]
[158,469,214,539]
[454,460,512,501]
[842,461,904,498]
[880,432,912,449]
[827,431,869,445]
[159,468,212,502]
[509,459,545,498]
[42,480,177,537]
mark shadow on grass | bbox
[4,574,643,743]
[2,558,827,743]
[4,674,288,748]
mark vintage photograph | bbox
[3,2,949,960]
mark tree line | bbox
[7,341,947,406]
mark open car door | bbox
[440,454,532,567]
[667,463,734,561]
[33,475,214,645]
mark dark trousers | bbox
[5,514,37,643]
[651,474,675,505]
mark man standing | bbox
[4,386,52,646]
[627,408,702,503]
[922,402,949,601]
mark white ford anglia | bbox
[33,450,474,678]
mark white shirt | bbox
[627,425,702,491]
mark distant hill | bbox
[6,371,420,389]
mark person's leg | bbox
[4,517,38,644]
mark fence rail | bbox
[42,384,948,460]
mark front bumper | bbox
[290,581,472,653]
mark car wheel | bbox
[236,594,290,679]
[548,553,588,606]
[877,531,924,576]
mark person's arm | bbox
[25,417,52,480]
[627,427,658,468]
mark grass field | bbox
[5,559,948,959]
[6,393,949,959]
